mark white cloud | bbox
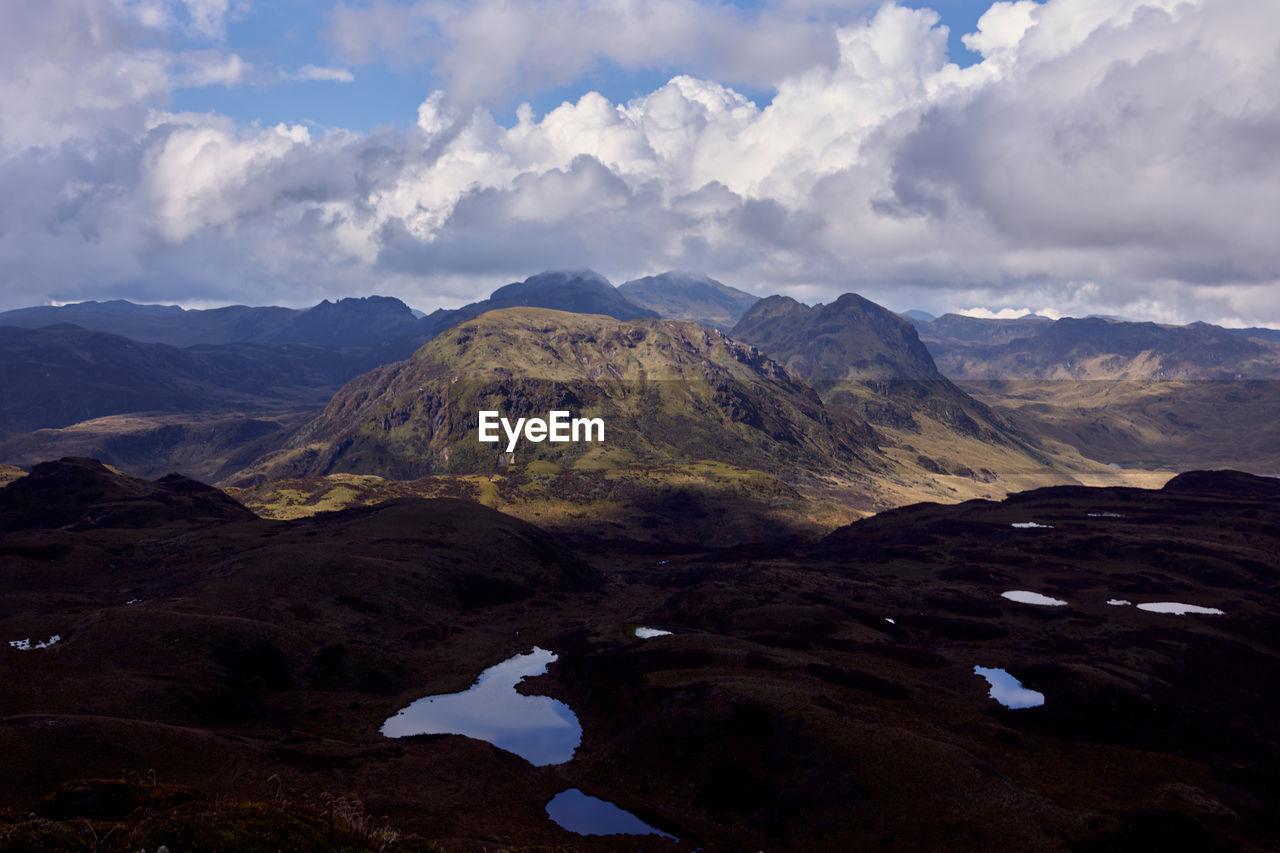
[327,0,844,105]
[117,0,242,40]
[956,306,1059,320]
[175,51,252,86]
[291,64,356,83]
[1,0,1279,327]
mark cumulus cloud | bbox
[1,0,1279,326]
[327,0,847,106]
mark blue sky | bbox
[172,1,998,131]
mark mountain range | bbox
[905,312,1280,471]
[7,268,1275,497]
[3,270,1280,850]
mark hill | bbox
[923,316,1280,381]
[0,456,256,531]
[912,315,1280,472]
[232,307,886,495]
[0,296,425,350]
[618,271,758,329]
[419,270,657,337]
[729,294,1119,498]
[230,305,1153,513]
[0,324,380,439]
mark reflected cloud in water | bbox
[381,646,581,766]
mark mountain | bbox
[925,316,1280,381]
[264,295,424,349]
[1228,325,1280,343]
[0,324,384,440]
[420,269,657,338]
[0,408,317,483]
[733,293,944,384]
[899,309,937,327]
[726,294,1115,496]
[234,307,884,494]
[0,296,424,350]
[912,315,1280,473]
[0,300,299,347]
[618,272,758,329]
[231,303,1143,512]
[921,312,1053,345]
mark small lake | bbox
[546,788,676,839]
[1001,590,1068,606]
[8,635,61,651]
[1136,602,1225,615]
[973,666,1045,709]
[381,646,581,766]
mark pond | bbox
[8,634,61,651]
[1136,602,1225,615]
[546,788,676,839]
[973,666,1045,709]
[1001,590,1068,606]
[381,646,581,766]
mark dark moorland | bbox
[1,458,1277,851]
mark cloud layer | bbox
[2,0,1279,326]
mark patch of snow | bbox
[1136,602,1225,615]
[884,618,896,625]
[634,627,673,639]
[1087,512,1125,518]
[1107,599,1132,606]
[1011,522,1054,529]
[1001,590,1068,606]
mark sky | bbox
[1,0,1278,326]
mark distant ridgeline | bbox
[906,311,1280,471]
[3,269,1279,492]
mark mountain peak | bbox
[618,272,759,329]
[734,292,942,383]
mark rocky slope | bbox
[730,294,1109,498]
[234,307,884,494]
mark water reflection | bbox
[381,646,581,766]
[973,666,1045,709]
[546,788,676,839]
